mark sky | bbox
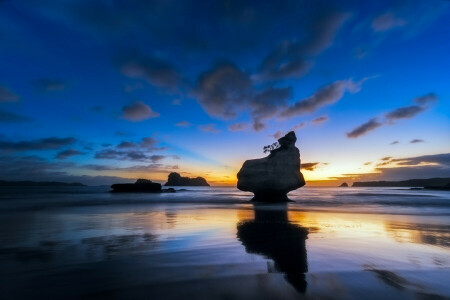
[0,0,449,186]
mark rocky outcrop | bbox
[111,179,161,193]
[339,182,348,187]
[164,172,209,186]
[237,131,305,201]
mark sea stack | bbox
[111,179,162,193]
[237,131,305,201]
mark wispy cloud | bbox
[280,78,367,118]
[32,78,68,92]
[198,124,220,133]
[122,101,159,122]
[0,85,19,102]
[310,115,329,125]
[346,118,382,138]
[228,122,249,132]
[56,149,84,159]
[0,137,76,152]
[372,12,406,32]
[175,121,192,127]
[410,139,424,144]
[0,109,32,123]
[347,93,437,138]
[301,162,320,171]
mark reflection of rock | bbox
[164,172,209,186]
[237,204,308,293]
[237,131,305,201]
[111,179,161,193]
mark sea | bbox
[0,186,449,299]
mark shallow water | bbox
[0,186,449,299]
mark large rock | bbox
[237,131,305,201]
[111,179,162,193]
[164,172,209,186]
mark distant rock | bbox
[0,180,85,187]
[237,131,305,201]
[111,179,162,193]
[339,182,348,187]
[164,172,209,186]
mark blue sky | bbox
[0,0,449,185]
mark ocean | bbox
[0,186,449,299]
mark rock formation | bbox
[111,179,162,193]
[237,131,305,201]
[164,172,209,186]
[339,182,348,187]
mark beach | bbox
[0,186,449,299]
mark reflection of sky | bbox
[1,205,448,268]
[1,203,449,297]
[0,1,449,185]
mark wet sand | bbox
[0,187,449,299]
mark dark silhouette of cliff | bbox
[111,179,161,193]
[340,182,348,187]
[164,172,209,186]
[352,177,450,187]
[237,203,308,293]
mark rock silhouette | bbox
[237,131,305,201]
[340,182,348,187]
[164,172,209,186]
[237,204,309,293]
[111,179,161,193]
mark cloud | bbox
[0,137,76,152]
[32,78,67,91]
[0,109,32,123]
[385,93,436,123]
[310,115,328,125]
[390,141,399,145]
[228,122,249,132]
[198,124,220,133]
[385,105,424,122]
[195,62,252,119]
[95,149,166,162]
[258,12,350,81]
[280,78,365,118]
[410,139,424,144]
[301,162,320,171]
[175,121,192,127]
[0,155,131,186]
[116,137,158,150]
[335,153,450,182]
[347,93,437,138]
[0,85,19,102]
[372,12,407,32]
[412,93,437,105]
[391,153,450,166]
[272,130,284,140]
[122,101,159,122]
[346,118,382,138]
[95,136,165,162]
[364,162,372,166]
[381,156,392,161]
[120,55,183,91]
[292,122,307,131]
[250,86,292,131]
[56,149,84,159]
